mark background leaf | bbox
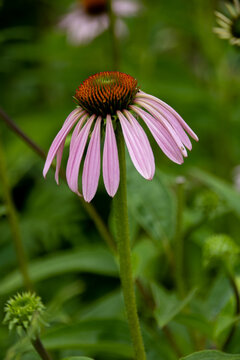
[181,350,240,360]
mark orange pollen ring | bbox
[74,71,139,117]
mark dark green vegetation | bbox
[1,0,240,359]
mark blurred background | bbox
[1,0,240,359]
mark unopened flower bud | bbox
[3,292,45,337]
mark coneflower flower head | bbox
[3,292,45,337]
[214,0,240,46]
[59,0,140,45]
[43,71,198,202]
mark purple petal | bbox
[130,105,183,164]
[103,115,120,197]
[117,111,155,180]
[137,97,192,150]
[136,91,199,141]
[43,108,84,178]
[66,115,95,194]
[82,117,102,202]
[55,142,65,184]
[135,99,188,157]
[70,114,88,152]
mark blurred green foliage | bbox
[1,0,240,359]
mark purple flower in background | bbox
[59,0,140,45]
[43,72,198,202]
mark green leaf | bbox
[214,314,240,339]
[8,319,133,359]
[41,319,133,358]
[132,238,161,280]
[191,169,240,217]
[181,350,240,360]
[78,290,124,320]
[152,283,197,328]
[0,246,118,294]
[0,205,6,217]
[176,313,213,338]
[127,167,176,241]
[62,357,95,360]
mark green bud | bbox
[195,190,219,215]
[203,234,240,271]
[3,292,45,338]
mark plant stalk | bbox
[31,336,52,360]
[0,134,32,290]
[113,125,146,360]
[107,0,120,70]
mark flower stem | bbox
[0,134,33,291]
[107,0,120,70]
[174,176,186,298]
[31,336,52,360]
[113,125,146,360]
[0,107,117,255]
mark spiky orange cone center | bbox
[75,71,139,117]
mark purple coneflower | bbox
[59,0,140,45]
[43,71,198,202]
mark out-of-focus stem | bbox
[31,336,52,360]
[113,125,146,360]
[107,0,120,70]
[174,176,185,298]
[223,272,240,350]
[0,107,46,159]
[0,134,32,290]
[0,107,117,254]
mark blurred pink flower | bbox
[43,72,198,202]
[59,0,140,45]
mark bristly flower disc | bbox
[75,71,139,117]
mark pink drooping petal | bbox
[117,111,155,180]
[136,91,199,141]
[43,108,84,178]
[113,0,141,17]
[55,142,65,185]
[66,115,95,194]
[103,115,120,197]
[135,99,188,158]
[82,117,102,202]
[70,114,88,152]
[59,7,109,45]
[138,97,192,150]
[130,105,183,164]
